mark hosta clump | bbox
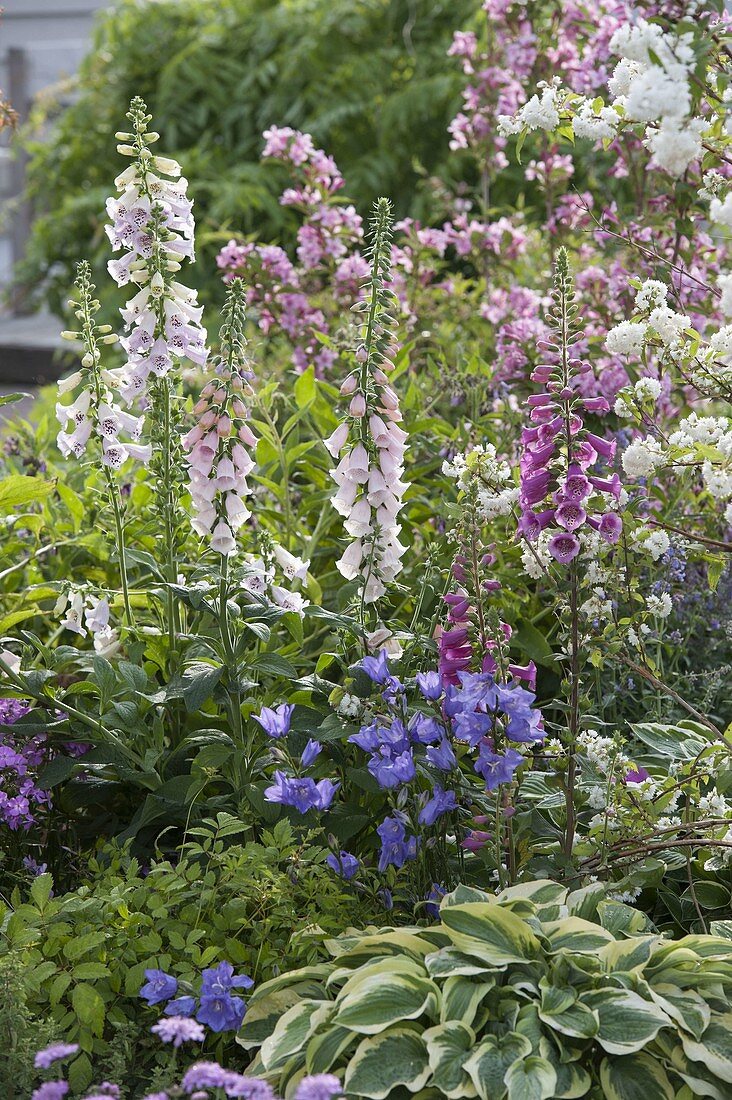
[241,879,732,1100]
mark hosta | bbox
[241,880,732,1100]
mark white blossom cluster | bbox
[500,18,713,179]
[55,591,119,656]
[442,444,518,521]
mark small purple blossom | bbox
[252,704,294,739]
[264,771,339,813]
[415,671,443,700]
[625,767,650,784]
[34,1043,79,1069]
[151,1015,205,1047]
[419,785,458,826]
[326,850,359,879]
[294,1074,343,1100]
[139,969,178,1005]
[31,1085,69,1100]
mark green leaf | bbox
[344,1027,431,1099]
[599,1053,675,1100]
[250,652,297,678]
[294,365,317,408]
[92,654,117,701]
[440,902,540,966]
[440,975,495,1027]
[0,474,55,512]
[64,931,107,961]
[423,1020,475,1099]
[464,1033,533,1100]
[71,983,106,1036]
[538,985,598,1039]
[334,972,438,1034]
[543,917,615,954]
[581,989,671,1055]
[505,1056,557,1100]
[682,1014,732,1083]
[181,662,223,712]
[260,1000,329,1071]
[30,872,54,911]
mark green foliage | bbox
[0,954,59,1100]
[243,879,732,1098]
[0,817,381,1094]
[17,0,470,316]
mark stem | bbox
[160,374,179,659]
[564,559,580,859]
[103,467,133,628]
[219,555,243,748]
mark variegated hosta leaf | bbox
[344,1027,431,1099]
[538,1039,592,1100]
[330,953,428,996]
[463,1032,532,1100]
[599,1052,675,1100]
[579,989,671,1055]
[237,986,310,1050]
[538,984,599,1039]
[334,972,439,1034]
[440,902,541,966]
[647,983,711,1039]
[495,880,568,908]
[440,975,495,1027]
[326,929,433,968]
[424,947,493,978]
[423,1020,476,1099]
[543,917,615,954]
[598,934,658,973]
[682,1014,732,1084]
[304,1019,355,1076]
[260,1000,330,1071]
[504,1055,557,1100]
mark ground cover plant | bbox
[1,0,732,1096]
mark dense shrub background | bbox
[18,0,474,315]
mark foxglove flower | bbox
[105,97,207,408]
[57,263,149,468]
[518,249,623,565]
[182,278,255,554]
[328,199,408,604]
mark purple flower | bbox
[368,747,415,789]
[474,745,524,791]
[358,650,390,684]
[625,767,650,784]
[264,771,339,813]
[31,1085,69,1100]
[294,1074,343,1100]
[377,814,418,873]
[548,532,581,563]
[151,1015,205,1047]
[200,961,254,997]
[300,738,322,767]
[426,739,457,772]
[196,992,246,1032]
[419,785,458,826]
[253,704,294,739]
[139,969,178,1005]
[163,995,196,1017]
[425,883,446,920]
[408,712,443,744]
[415,671,443,700]
[181,1062,233,1091]
[34,1043,79,1069]
[326,850,359,879]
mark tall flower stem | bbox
[219,554,243,747]
[75,261,135,629]
[159,374,179,655]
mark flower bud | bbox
[340,374,358,395]
[60,331,79,341]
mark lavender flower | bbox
[264,771,339,814]
[294,1075,343,1100]
[151,1016,205,1047]
[34,1044,80,1069]
[31,1085,69,1100]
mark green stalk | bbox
[219,554,243,748]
